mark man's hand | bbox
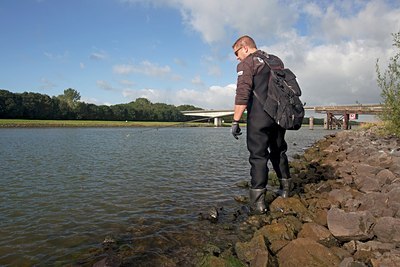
[231,121,242,140]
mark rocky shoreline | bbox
[200,127,400,267]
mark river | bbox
[0,126,334,266]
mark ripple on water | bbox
[0,127,331,265]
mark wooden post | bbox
[343,113,349,130]
[309,116,314,130]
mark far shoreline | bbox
[0,119,217,128]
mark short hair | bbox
[232,35,257,49]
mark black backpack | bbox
[262,61,305,130]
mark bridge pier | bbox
[214,117,222,127]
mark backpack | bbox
[262,61,305,130]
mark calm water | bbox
[0,126,332,265]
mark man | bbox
[231,35,292,214]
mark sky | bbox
[1,0,399,110]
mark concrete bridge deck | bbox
[181,104,383,128]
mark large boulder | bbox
[327,208,375,241]
[357,192,395,217]
[373,217,400,244]
[298,222,338,247]
[254,222,295,243]
[235,234,273,265]
[277,238,340,267]
[269,197,314,222]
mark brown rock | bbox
[387,187,400,206]
[277,238,340,267]
[235,234,270,264]
[314,209,328,226]
[389,157,400,175]
[355,240,396,253]
[328,188,354,207]
[357,192,394,217]
[376,169,396,185]
[254,222,295,242]
[298,222,338,247]
[269,197,314,222]
[373,217,400,244]
[323,144,340,153]
[370,249,400,267]
[339,257,367,267]
[354,163,382,176]
[250,249,271,267]
[330,246,352,260]
[269,240,289,254]
[343,240,357,254]
[354,175,381,193]
[327,208,375,241]
[365,151,393,169]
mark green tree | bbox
[0,89,23,118]
[376,32,400,136]
[56,88,81,119]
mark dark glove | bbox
[231,121,242,140]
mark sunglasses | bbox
[234,46,243,56]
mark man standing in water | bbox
[231,35,292,214]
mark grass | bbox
[0,119,215,128]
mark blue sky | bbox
[1,0,399,109]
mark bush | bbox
[376,32,400,136]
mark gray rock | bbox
[327,208,375,241]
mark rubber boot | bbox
[278,178,292,198]
[249,188,267,215]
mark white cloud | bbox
[38,78,56,90]
[90,51,107,60]
[119,79,135,87]
[121,84,236,109]
[191,75,204,86]
[314,1,400,46]
[122,88,163,102]
[113,61,172,77]
[97,80,120,92]
[44,51,69,61]
[176,84,236,109]
[80,62,85,69]
[119,0,400,107]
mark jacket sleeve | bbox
[235,59,254,105]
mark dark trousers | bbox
[247,96,290,189]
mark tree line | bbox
[0,88,201,122]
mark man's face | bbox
[233,45,247,61]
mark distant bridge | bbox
[181,104,383,129]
